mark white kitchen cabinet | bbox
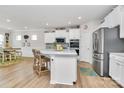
[109,55,121,82]
[103,6,121,28]
[69,29,80,39]
[114,60,121,83]
[109,56,117,80]
[109,53,124,87]
[101,6,124,38]
[55,30,69,43]
[120,63,124,86]
[120,12,124,38]
[44,32,55,43]
[44,29,80,44]
[109,7,120,28]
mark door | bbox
[80,32,91,63]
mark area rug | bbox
[80,67,98,76]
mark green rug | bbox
[80,67,98,76]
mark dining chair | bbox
[15,48,22,58]
[9,49,17,60]
[4,51,12,62]
[0,48,12,63]
[0,52,4,63]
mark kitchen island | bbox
[40,49,78,85]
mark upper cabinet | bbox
[102,6,120,28]
[44,31,55,43]
[55,30,68,37]
[44,28,80,43]
[69,29,80,39]
[55,30,69,43]
[101,6,124,38]
[120,7,124,38]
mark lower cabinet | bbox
[109,54,124,87]
[120,63,124,86]
[109,58,118,81]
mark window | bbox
[16,35,21,41]
[0,34,4,47]
[31,35,37,40]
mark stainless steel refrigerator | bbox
[92,26,124,76]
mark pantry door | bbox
[80,31,92,63]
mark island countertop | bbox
[40,49,77,56]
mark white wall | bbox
[79,20,101,64]
[11,29,45,57]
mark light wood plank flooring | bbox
[79,62,120,88]
[0,58,120,88]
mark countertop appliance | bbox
[92,26,124,76]
[70,39,79,49]
[56,44,63,51]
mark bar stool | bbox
[32,49,39,71]
[36,50,50,76]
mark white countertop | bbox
[40,49,77,56]
[110,53,124,61]
[110,53,124,57]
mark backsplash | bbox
[45,43,69,49]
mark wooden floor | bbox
[79,62,120,88]
[0,58,120,88]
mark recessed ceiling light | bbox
[68,21,71,25]
[78,16,82,20]
[24,26,28,29]
[46,23,49,26]
[6,19,11,22]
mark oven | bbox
[70,39,79,49]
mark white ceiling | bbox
[0,5,116,30]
